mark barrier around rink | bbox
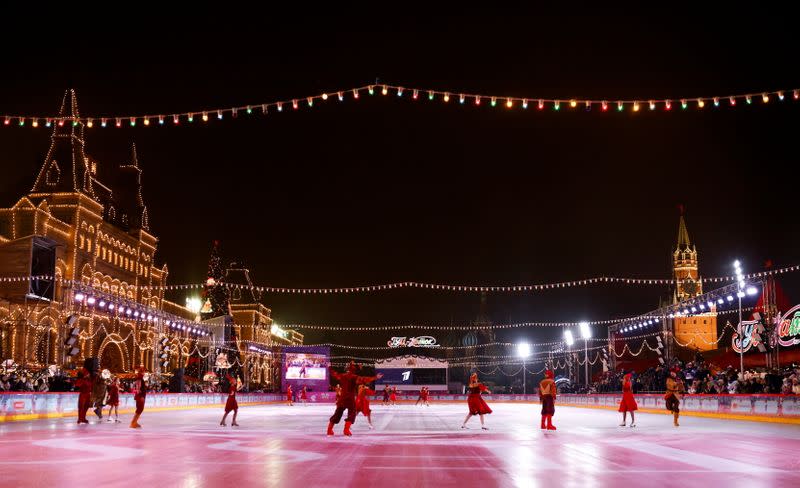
[2,392,799,422]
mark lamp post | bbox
[734,260,745,379]
[579,322,591,387]
[517,342,532,395]
[564,330,575,384]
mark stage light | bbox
[727,295,734,302]
[746,286,758,296]
[74,293,84,302]
[564,330,575,346]
[86,297,96,305]
[516,342,531,358]
[579,321,591,339]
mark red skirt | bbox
[390,393,397,402]
[301,392,307,400]
[287,392,293,401]
[356,397,371,416]
[107,391,119,407]
[467,393,492,415]
[618,391,638,412]
[225,396,238,413]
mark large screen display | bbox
[376,368,447,385]
[375,368,414,384]
[284,353,328,380]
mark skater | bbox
[130,366,148,429]
[335,383,342,402]
[665,368,685,427]
[327,362,382,436]
[300,386,308,405]
[92,369,108,420]
[287,385,293,406]
[539,370,557,430]
[382,385,390,405]
[461,373,492,430]
[422,386,430,406]
[618,373,638,427]
[390,386,397,405]
[105,376,120,422]
[220,374,239,427]
[415,387,425,406]
[75,367,92,424]
[356,384,376,429]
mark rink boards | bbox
[2,391,799,421]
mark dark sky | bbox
[1,12,799,350]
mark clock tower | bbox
[671,209,718,351]
[673,210,702,302]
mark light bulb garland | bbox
[3,261,798,295]
[1,84,798,130]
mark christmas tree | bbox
[199,241,240,382]
[201,240,231,320]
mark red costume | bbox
[225,380,238,413]
[389,387,397,403]
[327,362,379,436]
[539,370,557,430]
[75,368,92,424]
[618,373,638,412]
[134,373,147,415]
[421,388,429,401]
[467,383,492,415]
[107,382,120,407]
[356,386,375,416]
[287,386,293,403]
[300,387,308,400]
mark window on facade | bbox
[87,239,92,252]
[79,235,85,249]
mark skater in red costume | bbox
[326,362,382,436]
[356,384,376,429]
[287,385,293,406]
[389,386,397,405]
[415,387,425,406]
[618,373,638,427]
[130,366,148,429]
[75,367,92,424]
[539,370,557,430]
[422,386,430,406]
[300,386,308,406]
[461,373,492,430]
[105,376,120,423]
[220,374,240,427]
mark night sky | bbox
[1,13,799,349]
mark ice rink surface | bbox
[1,402,799,487]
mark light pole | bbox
[734,260,745,379]
[579,322,591,387]
[564,330,575,384]
[517,342,531,395]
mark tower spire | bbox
[30,89,94,197]
[676,205,690,250]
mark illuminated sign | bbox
[402,371,411,381]
[387,336,440,348]
[777,304,800,347]
[732,319,763,353]
[271,324,289,339]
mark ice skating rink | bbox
[1,402,799,487]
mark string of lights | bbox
[4,261,798,294]
[2,84,797,129]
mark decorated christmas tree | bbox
[201,240,231,320]
[199,241,240,382]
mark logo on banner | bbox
[732,319,763,353]
[777,304,800,347]
[387,336,440,347]
[402,371,411,381]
